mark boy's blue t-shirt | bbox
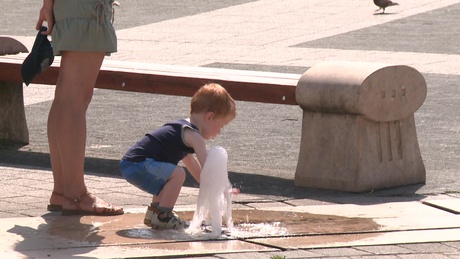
[122,119,200,164]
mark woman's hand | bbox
[36,0,54,35]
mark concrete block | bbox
[0,81,29,145]
[0,37,29,145]
[0,36,28,56]
[294,61,427,192]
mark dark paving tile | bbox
[293,3,460,55]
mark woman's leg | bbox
[48,98,65,206]
[48,51,122,213]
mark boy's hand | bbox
[230,188,240,195]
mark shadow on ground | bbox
[0,147,427,204]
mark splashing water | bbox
[230,222,288,238]
[187,146,233,237]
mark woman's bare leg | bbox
[48,51,122,213]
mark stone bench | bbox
[1,37,427,192]
[0,37,29,144]
[295,61,427,192]
[0,37,299,145]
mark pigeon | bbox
[373,0,399,13]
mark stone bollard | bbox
[294,61,427,192]
[0,37,29,145]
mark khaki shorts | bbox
[52,0,117,56]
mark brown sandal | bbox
[47,191,64,211]
[61,192,124,216]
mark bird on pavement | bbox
[373,0,399,14]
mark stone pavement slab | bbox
[251,228,460,250]
[2,200,460,258]
[423,199,460,214]
[111,0,460,75]
[1,214,277,259]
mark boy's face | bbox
[202,112,234,140]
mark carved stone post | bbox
[0,37,29,145]
[295,61,427,192]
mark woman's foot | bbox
[61,192,124,216]
[48,191,66,211]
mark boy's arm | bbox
[182,154,201,183]
[183,128,208,183]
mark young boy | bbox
[120,83,237,229]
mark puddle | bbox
[230,209,380,235]
[37,209,380,245]
[115,209,381,240]
[178,209,380,237]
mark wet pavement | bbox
[2,177,460,259]
[1,0,460,258]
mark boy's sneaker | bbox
[144,206,155,226]
[151,211,188,229]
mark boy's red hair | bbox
[190,83,236,118]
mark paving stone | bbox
[398,254,452,259]
[399,242,460,253]
[309,247,371,257]
[266,249,322,258]
[355,245,415,255]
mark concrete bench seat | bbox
[0,54,300,105]
[0,37,299,145]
